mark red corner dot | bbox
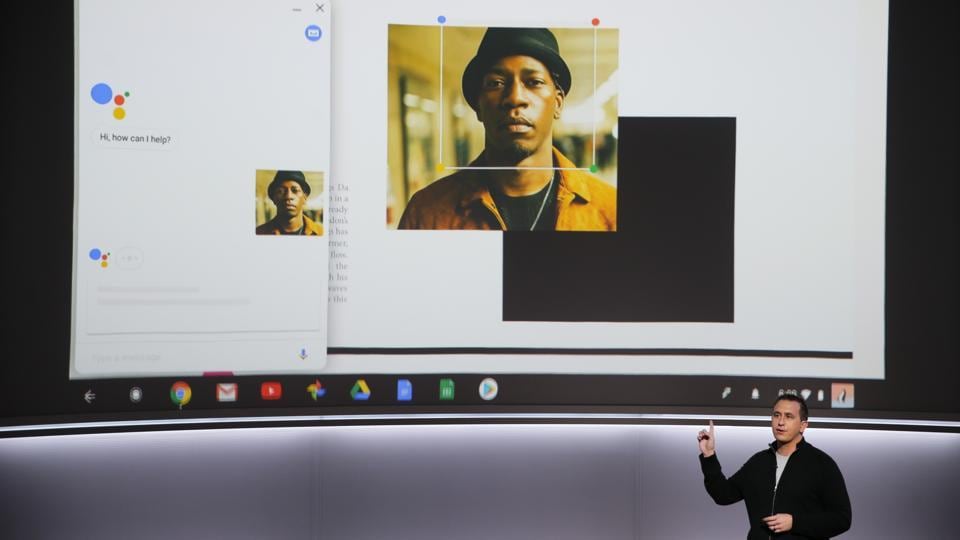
[114,95,125,106]
[592,18,600,26]
[101,254,108,260]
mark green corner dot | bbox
[589,164,599,173]
[124,92,130,97]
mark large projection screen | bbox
[1,0,957,429]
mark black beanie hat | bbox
[462,27,571,111]
[267,170,310,196]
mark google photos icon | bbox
[307,379,326,401]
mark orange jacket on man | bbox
[256,215,324,236]
[398,148,616,231]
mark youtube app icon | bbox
[260,382,282,400]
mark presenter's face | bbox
[771,400,807,444]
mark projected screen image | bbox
[73,0,331,378]
[325,0,886,381]
[5,0,957,426]
[386,24,620,232]
[77,2,881,375]
[73,0,886,383]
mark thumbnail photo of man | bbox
[388,26,618,231]
[255,169,324,236]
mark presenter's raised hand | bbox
[697,420,716,457]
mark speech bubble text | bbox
[93,129,177,150]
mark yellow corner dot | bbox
[113,107,126,120]
[101,261,108,268]
[435,163,444,173]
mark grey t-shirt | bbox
[775,452,791,487]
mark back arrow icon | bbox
[84,390,96,404]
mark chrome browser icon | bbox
[170,381,192,408]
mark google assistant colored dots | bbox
[590,164,599,173]
[89,249,110,268]
[592,18,600,26]
[435,163,445,173]
[437,16,446,24]
[91,82,131,119]
[91,83,112,104]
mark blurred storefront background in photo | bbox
[386,25,619,228]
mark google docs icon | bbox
[397,379,413,401]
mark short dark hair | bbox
[773,393,809,421]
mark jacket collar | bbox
[768,436,807,453]
[456,147,593,209]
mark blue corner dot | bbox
[89,248,102,260]
[305,25,322,42]
[91,83,112,105]
[437,16,446,24]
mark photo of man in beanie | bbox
[398,27,617,231]
[256,170,324,236]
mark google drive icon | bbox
[351,379,371,401]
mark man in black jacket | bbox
[697,394,852,539]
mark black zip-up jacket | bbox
[699,438,852,539]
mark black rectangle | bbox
[503,117,736,322]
